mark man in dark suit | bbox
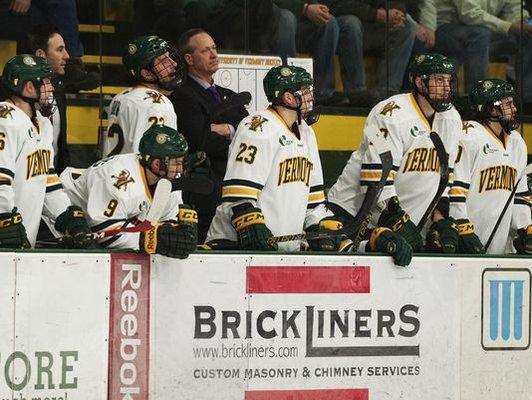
[18,23,70,173]
[172,28,248,242]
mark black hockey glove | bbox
[306,216,344,251]
[140,205,198,259]
[369,227,413,267]
[0,208,31,248]
[513,225,532,255]
[231,203,277,251]
[378,197,424,252]
[425,218,459,253]
[55,206,94,249]
[455,218,485,254]
[184,151,211,179]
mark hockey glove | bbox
[378,197,424,252]
[370,227,413,267]
[184,151,211,179]
[0,208,31,248]
[231,203,277,251]
[455,219,485,254]
[425,218,459,253]
[140,206,198,259]
[55,206,94,249]
[307,217,344,251]
[513,225,532,255]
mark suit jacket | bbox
[53,79,69,174]
[170,76,248,241]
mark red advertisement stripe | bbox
[246,266,370,293]
[245,388,369,400]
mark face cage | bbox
[149,46,185,91]
[418,74,454,112]
[38,80,57,117]
[487,99,519,133]
[293,85,320,125]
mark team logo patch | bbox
[279,134,293,146]
[0,105,15,119]
[246,115,268,132]
[483,143,498,154]
[155,133,168,144]
[280,67,292,77]
[144,91,163,104]
[380,101,400,116]
[22,56,36,66]
[483,80,494,91]
[462,121,474,133]
[409,126,425,137]
[127,44,137,54]
[112,169,135,190]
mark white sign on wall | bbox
[215,54,313,114]
[150,254,459,400]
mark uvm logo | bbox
[481,268,531,350]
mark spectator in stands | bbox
[322,0,416,104]
[18,24,70,173]
[171,28,248,242]
[435,0,532,110]
[0,0,99,92]
[273,1,349,105]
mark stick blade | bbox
[145,178,172,224]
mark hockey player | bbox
[61,125,198,259]
[0,54,92,249]
[449,79,531,254]
[327,54,463,254]
[204,65,352,253]
[102,35,184,157]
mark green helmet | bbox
[470,79,515,111]
[470,79,518,131]
[139,125,188,165]
[263,65,313,103]
[123,35,170,78]
[2,54,53,96]
[408,53,455,83]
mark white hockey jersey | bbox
[60,153,183,250]
[206,107,328,251]
[449,121,531,254]
[328,92,462,227]
[103,86,177,156]
[0,102,71,246]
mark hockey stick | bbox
[267,132,393,246]
[416,131,449,229]
[484,163,532,251]
[90,178,172,239]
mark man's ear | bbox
[35,49,46,58]
[184,53,193,66]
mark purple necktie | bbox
[207,85,221,103]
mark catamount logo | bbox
[144,90,163,104]
[462,121,474,133]
[112,169,135,190]
[380,101,400,116]
[246,115,268,132]
[0,104,14,119]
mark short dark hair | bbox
[177,28,208,55]
[18,24,62,55]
